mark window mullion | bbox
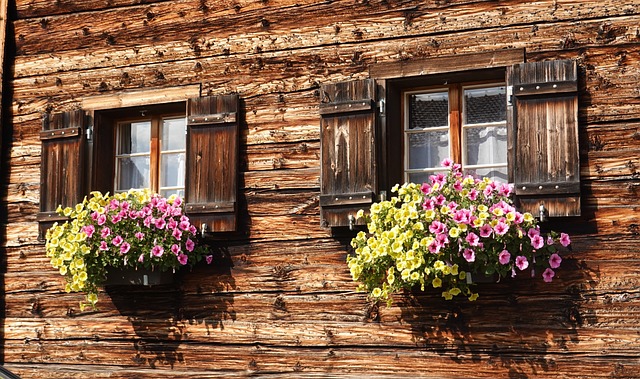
[150,116,160,194]
[449,84,462,164]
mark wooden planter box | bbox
[104,267,174,286]
[465,271,498,284]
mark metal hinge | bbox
[377,99,385,115]
[507,85,514,106]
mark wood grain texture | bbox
[3,0,640,377]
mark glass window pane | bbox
[464,86,506,124]
[408,172,433,185]
[464,126,507,166]
[116,156,150,190]
[161,189,185,198]
[464,166,508,183]
[162,118,186,151]
[160,153,185,188]
[117,121,151,154]
[408,131,449,170]
[409,91,449,129]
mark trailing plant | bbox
[348,159,571,304]
[45,189,211,309]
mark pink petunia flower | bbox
[177,253,188,265]
[494,221,509,236]
[97,214,107,226]
[420,182,431,194]
[465,232,480,246]
[479,224,493,238]
[151,245,164,257]
[542,268,555,283]
[549,253,562,269]
[135,231,145,240]
[155,217,167,230]
[441,158,453,168]
[528,227,540,239]
[100,227,111,239]
[170,244,180,255]
[173,197,183,207]
[462,248,475,262]
[498,183,513,197]
[547,236,554,245]
[515,256,529,271]
[468,189,478,201]
[120,242,130,254]
[185,238,195,252]
[82,225,95,238]
[138,254,145,263]
[112,235,123,246]
[206,255,213,264]
[560,233,571,247]
[530,235,544,249]
[428,242,441,254]
[99,241,109,251]
[498,250,511,265]
[513,212,524,224]
[172,228,183,240]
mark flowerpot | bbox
[465,271,498,284]
[104,267,174,286]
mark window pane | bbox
[408,131,449,170]
[162,118,186,151]
[465,166,508,183]
[408,172,433,185]
[160,153,185,188]
[161,189,185,198]
[409,91,449,129]
[464,126,507,166]
[464,86,506,124]
[116,156,150,190]
[117,121,151,154]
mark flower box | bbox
[104,266,174,286]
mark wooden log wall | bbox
[2,0,640,377]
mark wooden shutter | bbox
[37,110,88,235]
[185,94,239,233]
[508,59,580,217]
[319,79,378,227]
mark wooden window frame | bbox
[113,113,186,196]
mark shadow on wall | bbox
[392,251,598,379]
[107,245,235,369]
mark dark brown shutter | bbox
[37,110,88,235]
[185,94,239,233]
[319,79,378,227]
[508,59,580,217]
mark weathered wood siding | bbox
[2,0,640,377]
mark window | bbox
[404,83,507,184]
[319,52,581,228]
[114,115,186,197]
[38,94,240,236]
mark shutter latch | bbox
[377,99,386,115]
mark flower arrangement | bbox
[45,189,211,309]
[347,159,571,304]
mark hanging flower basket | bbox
[45,189,213,309]
[348,159,572,305]
[104,266,174,286]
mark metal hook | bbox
[200,223,209,237]
[539,203,547,222]
[348,214,355,231]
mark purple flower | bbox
[179,218,191,231]
[549,253,562,269]
[560,233,571,247]
[465,232,479,246]
[528,228,540,239]
[498,183,512,197]
[463,248,475,262]
[173,197,183,207]
[189,225,197,235]
[453,180,463,192]
[422,198,435,210]
[479,224,493,238]
[100,227,111,239]
[135,232,145,240]
[515,256,529,271]
[206,255,213,264]
[542,268,555,283]
[151,245,164,257]
[143,216,153,228]
[172,228,183,240]
[99,241,109,251]
[420,182,431,194]
[530,235,544,249]
[441,158,453,168]
[168,219,178,230]
[171,244,180,255]
[185,238,195,252]
[120,242,131,254]
[467,189,478,201]
[494,221,509,236]
[429,221,446,234]
[97,214,107,226]
[177,253,188,265]
[112,235,123,246]
[434,194,446,206]
[513,212,524,224]
[428,242,441,254]
[498,250,511,265]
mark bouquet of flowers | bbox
[45,189,211,309]
[348,159,571,304]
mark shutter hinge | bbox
[86,125,93,141]
[377,99,386,115]
[507,85,514,106]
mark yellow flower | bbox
[442,291,453,300]
[473,218,484,227]
[506,212,516,222]
[449,227,460,238]
[442,265,451,275]
[59,266,67,275]
[372,288,383,298]
[478,204,488,212]
[459,271,467,280]
[479,211,490,220]
[451,264,459,276]
[523,213,534,222]
[424,209,435,220]
[87,293,98,304]
[356,209,364,220]
[410,271,420,281]
[469,293,479,301]
[449,287,461,296]
[440,205,451,215]
[433,260,445,271]
[432,277,442,288]
[401,269,411,281]
[492,208,504,217]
